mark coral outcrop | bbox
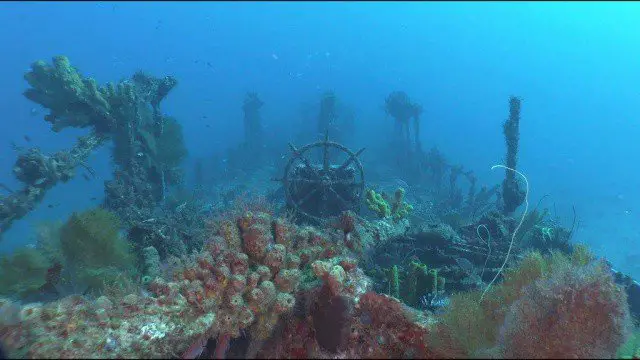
[0,210,350,358]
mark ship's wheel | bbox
[278,133,365,223]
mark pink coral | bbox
[241,224,271,260]
[499,260,632,358]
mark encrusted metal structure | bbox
[279,134,365,223]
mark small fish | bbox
[34,178,47,186]
[90,197,97,201]
[82,173,91,181]
[30,108,38,116]
[23,135,31,142]
[10,141,23,152]
[0,183,14,194]
[103,337,117,352]
[206,62,213,68]
[47,203,60,209]
[271,53,279,60]
[420,293,450,312]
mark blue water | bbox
[1,1,639,277]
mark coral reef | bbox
[0,210,356,358]
[256,254,432,359]
[0,210,634,359]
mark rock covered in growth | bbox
[0,210,341,359]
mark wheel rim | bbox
[281,134,365,223]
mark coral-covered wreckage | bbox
[1,56,640,359]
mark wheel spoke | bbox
[328,187,350,209]
[337,148,365,171]
[284,140,365,219]
[318,186,329,216]
[338,156,355,171]
[298,154,321,178]
[322,131,331,172]
[289,177,323,185]
[328,179,362,186]
[296,188,318,207]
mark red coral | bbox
[183,267,197,282]
[213,265,231,285]
[337,210,357,235]
[263,244,286,273]
[197,254,215,272]
[358,292,406,328]
[339,258,358,272]
[241,224,271,260]
[272,218,293,246]
[273,292,296,314]
[247,271,260,289]
[204,236,227,257]
[275,269,301,293]
[228,274,246,294]
[226,252,249,275]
